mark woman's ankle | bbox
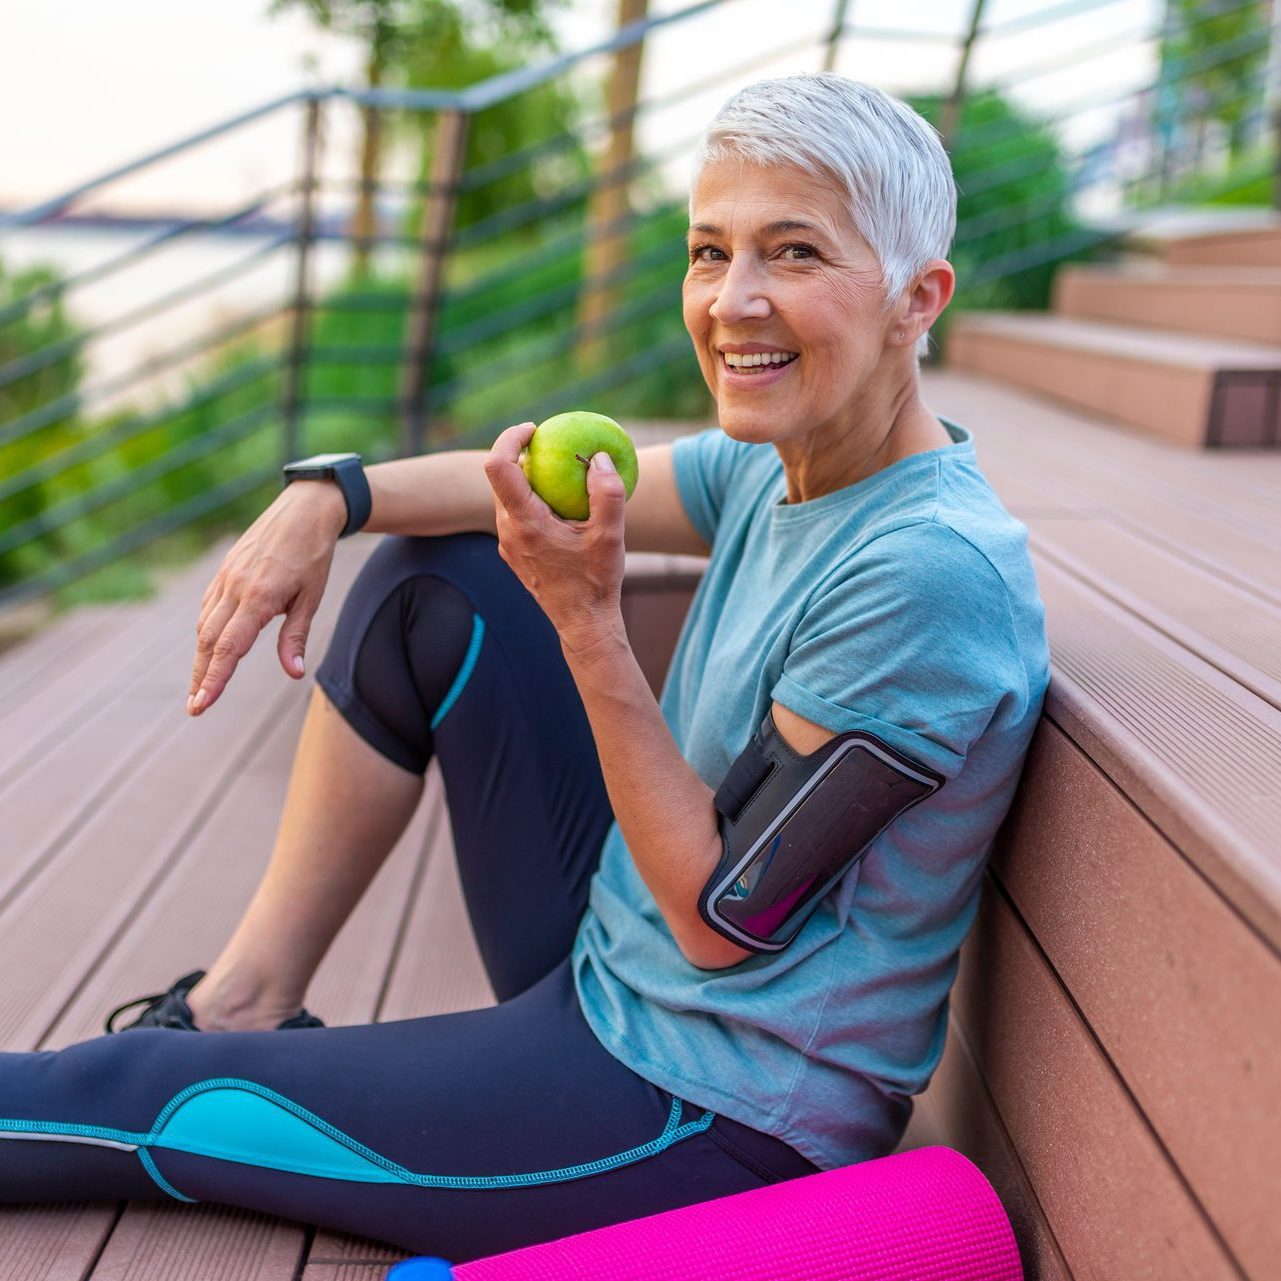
[186,967,307,1032]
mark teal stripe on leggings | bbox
[0,1079,716,1201]
[430,614,485,731]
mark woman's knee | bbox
[313,540,485,774]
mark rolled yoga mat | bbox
[391,1145,1023,1281]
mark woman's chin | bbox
[716,406,787,445]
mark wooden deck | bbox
[1,376,1279,1278]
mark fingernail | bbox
[292,655,305,676]
[192,689,207,712]
[593,453,615,473]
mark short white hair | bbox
[692,74,957,357]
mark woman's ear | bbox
[894,259,955,347]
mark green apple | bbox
[519,411,639,521]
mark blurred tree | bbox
[269,0,568,269]
[912,90,1083,347]
[0,256,85,589]
[395,0,586,232]
[1160,0,1270,160]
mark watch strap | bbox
[331,456,372,538]
[283,454,372,539]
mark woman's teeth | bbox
[722,351,798,372]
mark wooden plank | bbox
[3,1203,119,1281]
[994,719,1281,1280]
[1162,225,1281,269]
[303,1230,408,1276]
[85,1202,304,1281]
[948,315,1246,448]
[1030,523,1281,710]
[0,543,232,778]
[0,605,127,713]
[0,689,184,914]
[968,455,1281,711]
[927,370,1281,545]
[1053,264,1281,345]
[925,375,1281,611]
[979,437,1281,595]
[0,540,374,1040]
[1034,561,1281,956]
[0,680,298,1051]
[904,1007,1074,1281]
[951,885,1243,1281]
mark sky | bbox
[1,0,1165,215]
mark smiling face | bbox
[682,158,901,450]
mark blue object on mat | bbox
[386,1258,455,1280]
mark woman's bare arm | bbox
[187,436,708,715]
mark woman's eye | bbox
[688,244,726,263]
[780,243,816,261]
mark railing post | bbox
[577,0,649,372]
[1273,102,1281,210]
[823,0,852,73]
[281,95,322,467]
[400,107,469,458]
[940,0,988,146]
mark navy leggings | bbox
[0,533,816,1261]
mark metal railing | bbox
[1,0,1277,610]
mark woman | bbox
[0,74,1049,1259]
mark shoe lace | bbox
[104,990,165,1034]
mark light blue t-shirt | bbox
[570,419,1050,1170]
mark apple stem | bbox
[574,452,592,467]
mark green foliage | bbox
[394,3,588,231]
[268,0,562,77]
[301,193,706,450]
[1160,0,1270,157]
[911,90,1086,347]
[0,248,284,607]
[0,256,88,589]
[1154,139,1277,207]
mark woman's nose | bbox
[708,257,772,324]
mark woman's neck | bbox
[775,380,951,507]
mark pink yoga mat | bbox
[451,1146,1022,1281]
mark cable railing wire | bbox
[0,233,293,391]
[0,299,285,450]
[0,182,297,332]
[5,0,1276,611]
[0,356,281,505]
[0,401,278,558]
[0,465,281,610]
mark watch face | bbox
[297,453,356,468]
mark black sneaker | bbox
[104,970,325,1034]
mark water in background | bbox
[2,224,377,417]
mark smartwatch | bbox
[283,453,372,539]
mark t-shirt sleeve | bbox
[772,522,1029,781]
[671,427,758,549]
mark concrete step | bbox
[1054,262,1281,346]
[947,311,1281,448]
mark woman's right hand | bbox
[187,480,348,716]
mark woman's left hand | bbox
[484,421,628,654]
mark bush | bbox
[0,256,89,590]
[911,90,1087,350]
